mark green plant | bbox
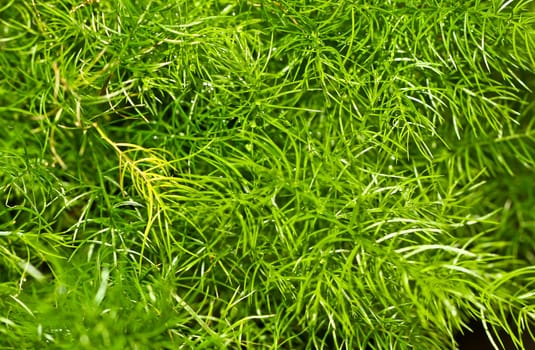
[1,0,535,349]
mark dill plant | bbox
[1,0,535,349]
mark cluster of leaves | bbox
[1,0,535,349]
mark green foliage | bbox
[1,0,535,349]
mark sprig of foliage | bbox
[1,0,535,349]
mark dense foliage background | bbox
[1,0,535,349]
